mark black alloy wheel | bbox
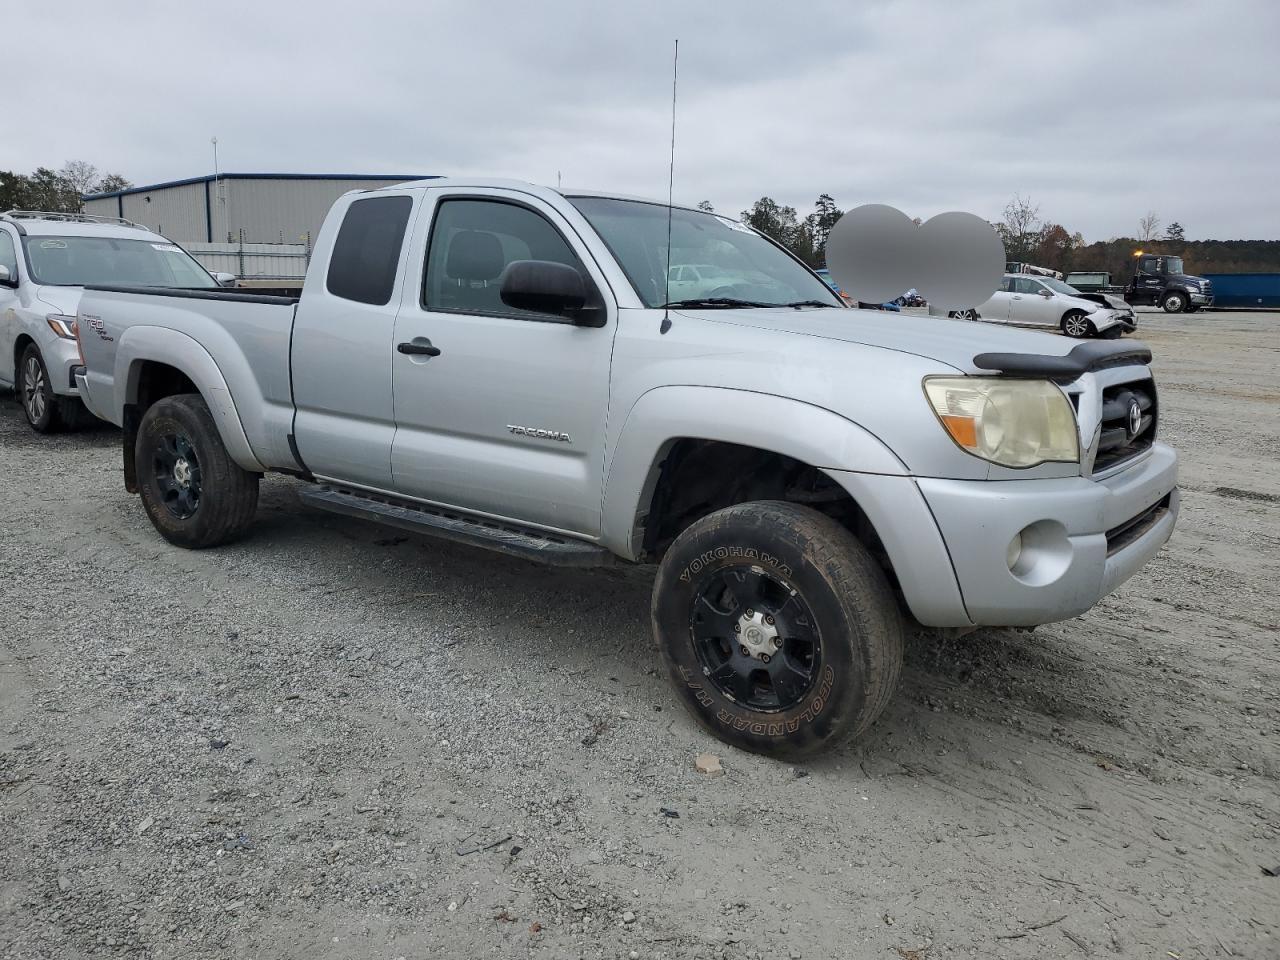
[690,564,821,711]
[150,432,203,520]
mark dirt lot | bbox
[2,310,1277,960]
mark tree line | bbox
[0,161,131,213]
[709,192,1280,278]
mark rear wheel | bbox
[1061,311,1093,338]
[1162,291,1186,313]
[652,501,903,758]
[136,393,259,548]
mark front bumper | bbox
[45,335,83,397]
[1190,292,1214,306]
[914,442,1179,626]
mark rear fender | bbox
[118,326,265,473]
[600,386,907,559]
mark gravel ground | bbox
[2,310,1278,959]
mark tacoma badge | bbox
[508,424,572,443]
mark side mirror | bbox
[500,260,601,325]
[0,264,15,287]
[1039,288,1053,297]
[214,272,237,287]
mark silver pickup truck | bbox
[75,178,1179,757]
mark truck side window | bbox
[423,198,592,320]
[326,196,413,306]
[0,230,17,278]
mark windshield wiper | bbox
[782,300,839,308]
[662,297,776,309]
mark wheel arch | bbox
[600,385,907,559]
[116,328,265,490]
[12,332,35,381]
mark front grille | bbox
[1201,281,1213,296]
[1093,377,1157,473]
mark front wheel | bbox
[652,501,904,758]
[136,393,259,548]
[18,343,85,433]
[949,308,979,321]
[1162,291,1186,313]
[1061,311,1094,338]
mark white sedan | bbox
[933,274,1138,338]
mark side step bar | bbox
[298,483,617,568]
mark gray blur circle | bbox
[915,211,1005,310]
[824,204,917,305]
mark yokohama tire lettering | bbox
[679,546,793,583]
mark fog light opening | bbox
[1006,532,1023,571]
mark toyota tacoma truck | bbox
[73,178,1179,757]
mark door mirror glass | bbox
[500,260,588,320]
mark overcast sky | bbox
[9,0,1278,241]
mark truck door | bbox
[389,189,616,536]
[290,191,419,489]
[1132,256,1164,305]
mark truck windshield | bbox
[22,236,217,288]
[568,197,841,308]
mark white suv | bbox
[0,210,226,432]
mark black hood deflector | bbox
[973,340,1152,382]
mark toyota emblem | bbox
[1127,398,1142,438]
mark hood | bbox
[1075,291,1131,313]
[680,306,1077,373]
[35,285,85,316]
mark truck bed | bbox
[77,284,300,471]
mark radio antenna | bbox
[661,39,679,334]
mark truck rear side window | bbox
[326,196,413,305]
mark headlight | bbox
[46,314,78,339]
[923,377,1079,468]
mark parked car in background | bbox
[0,210,230,432]
[73,177,1179,758]
[931,274,1136,338]
[1124,254,1213,313]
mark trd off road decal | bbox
[678,664,835,735]
[678,546,793,582]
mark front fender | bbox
[117,326,265,472]
[599,386,907,558]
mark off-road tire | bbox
[1061,310,1094,338]
[652,500,903,758]
[1162,291,1186,313]
[136,393,259,548]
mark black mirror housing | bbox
[500,260,600,324]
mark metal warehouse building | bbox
[81,172,432,246]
